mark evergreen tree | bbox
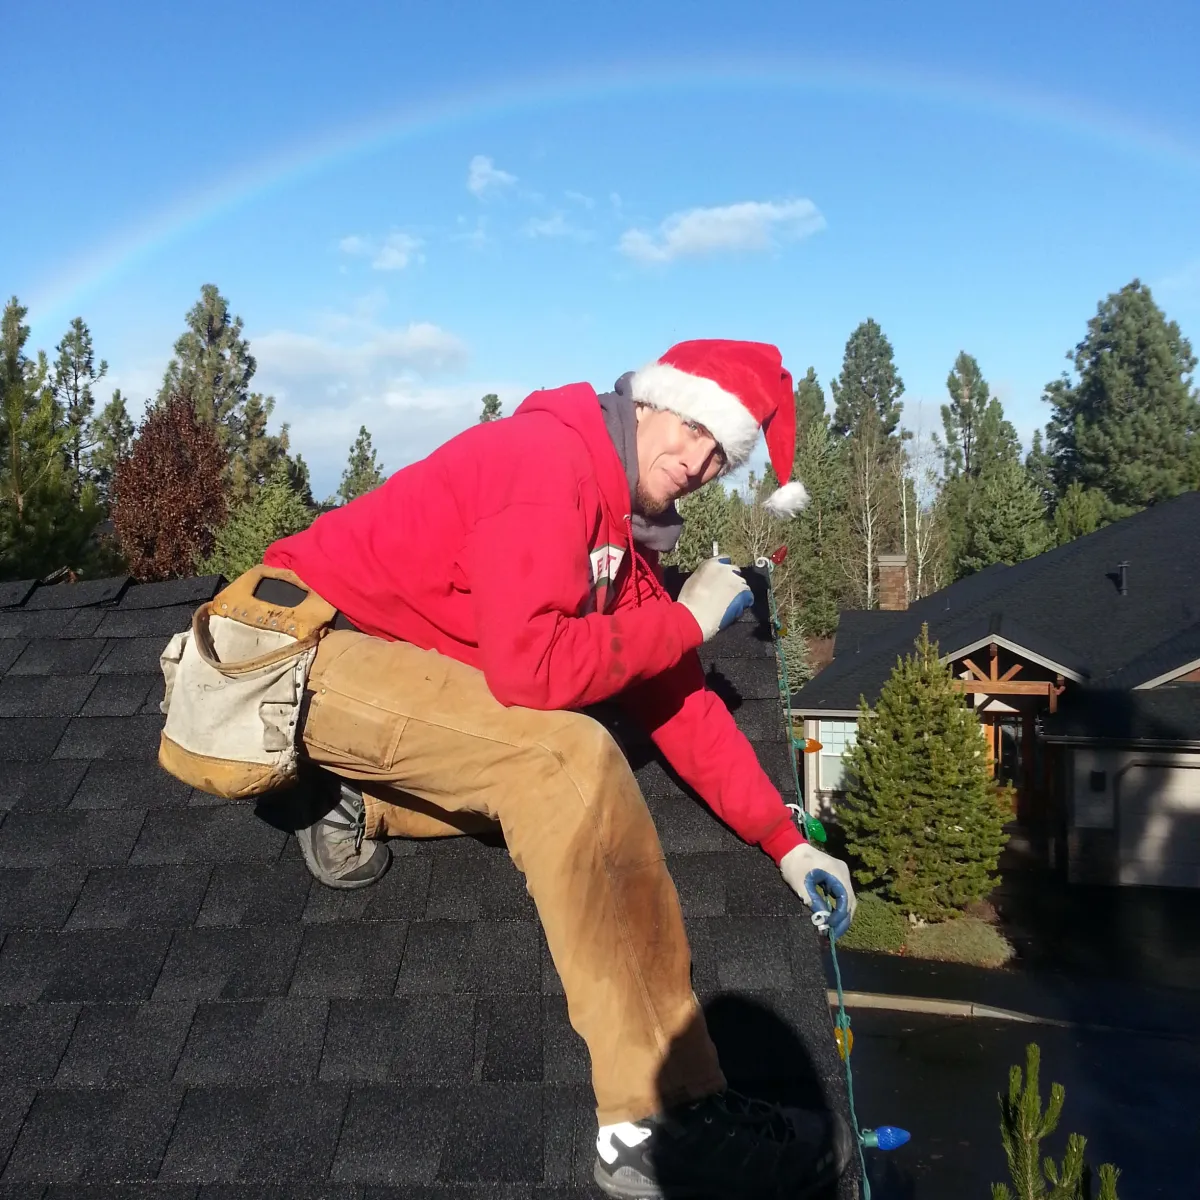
[666,480,732,571]
[992,1043,1122,1200]
[830,319,905,440]
[0,298,101,579]
[958,459,1051,575]
[111,393,227,581]
[1025,429,1056,511]
[479,393,502,422]
[201,458,315,580]
[226,390,293,506]
[941,352,989,477]
[51,317,107,491]
[1044,279,1200,516]
[941,352,1020,479]
[1052,482,1105,546]
[159,283,293,504]
[793,367,826,436]
[288,453,315,507]
[839,624,1009,918]
[787,412,850,636]
[87,389,134,506]
[338,425,386,504]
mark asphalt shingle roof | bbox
[795,491,1200,715]
[0,568,855,1197]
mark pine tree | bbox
[111,393,227,581]
[992,1043,1122,1200]
[958,459,1050,575]
[787,412,850,636]
[201,458,315,580]
[338,426,386,504]
[1044,279,1200,516]
[226,390,293,506]
[1052,482,1105,546]
[1025,430,1056,511]
[0,298,102,579]
[831,319,905,440]
[160,284,294,503]
[479,393,502,422]
[941,352,990,477]
[839,624,1009,918]
[51,317,107,491]
[665,480,732,571]
[793,367,826,436]
[87,389,134,506]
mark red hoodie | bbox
[265,383,803,864]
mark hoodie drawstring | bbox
[623,513,666,609]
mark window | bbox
[818,720,858,792]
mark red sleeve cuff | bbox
[760,814,805,865]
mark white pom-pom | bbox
[762,480,810,518]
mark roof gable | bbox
[795,492,1200,711]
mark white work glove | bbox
[780,843,857,939]
[676,557,754,641]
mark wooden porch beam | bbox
[952,680,1057,695]
[962,657,990,682]
[999,663,1024,682]
[989,641,999,681]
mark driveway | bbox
[845,1010,1199,1200]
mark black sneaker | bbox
[295,776,391,889]
[593,1088,852,1199]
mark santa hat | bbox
[629,339,810,518]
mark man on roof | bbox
[264,339,857,1198]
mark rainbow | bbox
[28,56,1200,323]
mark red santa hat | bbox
[629,339,810,518]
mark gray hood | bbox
[596,373,684,554]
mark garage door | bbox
[1118,764,1200,887]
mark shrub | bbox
[834,892,907,953]
[111,394,227,581]
[905,916,1015,968]
[199,458,314,580]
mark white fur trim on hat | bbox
[763,480,810,518]
[629,361,761,469]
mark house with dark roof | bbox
[791,491,1200,890]
[0,566,859,1195]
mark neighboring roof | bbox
[794,492,1200,714]
[0,569,856,1195]
[1040,684,1200,746]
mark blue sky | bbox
[3,0,1199,499]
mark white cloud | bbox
[619,199,825,264]
[372,232,423,271]
[565,190,595,209]
[337,231,424,271]
[255,320,468,380]
[468,154,517,198]
[523,212,591,241]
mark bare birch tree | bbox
[844,413,890,608]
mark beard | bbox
[634,479,672,517]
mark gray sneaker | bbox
[295,777,391,889]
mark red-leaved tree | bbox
[111,394,228,580]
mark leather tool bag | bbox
[157,565,336,799]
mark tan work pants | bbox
[299,627,726,1124]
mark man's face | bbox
[634,405,726,515]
